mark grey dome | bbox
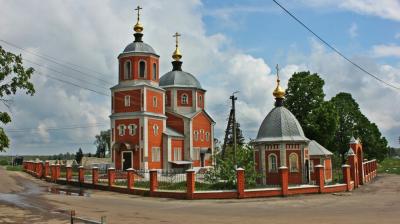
[159,70,202,89]
[254,106,309,143]
[123,41,157,54]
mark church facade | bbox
[110,8,214,171]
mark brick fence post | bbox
[348,154,358,188]
[342,164,351,191]
[279,166,288,197]
[37,162,43,178]
[56,164,61,180]
[315,165,325,193]
[44,161,50,178]
[92,167,99,185]
[186,169,195,199]
[108,167,115,187]
[78,166,85,183]
[50,165,56,181]
[66,166,72,182]
[127,168,135,189]
[236,168,245,199]
[150,170,158,194]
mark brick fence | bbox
[22,160,377,200]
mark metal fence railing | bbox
[133,170,150,189]
[157,170,186,191]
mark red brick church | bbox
[110,8,214,171]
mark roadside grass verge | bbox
[5,165,23,171]
[378,158,400,175]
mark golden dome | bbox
[134,21,143,33]
[172,32,182,61]
[273,80,285,99]
[273,64,285,99]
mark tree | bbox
[0,46,35,151]
[285,71,325,133]
[95,129,111,158]
[75,148,83,164]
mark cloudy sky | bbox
[0,0,399,155]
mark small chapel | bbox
[252,66,333,185]
[110,7,215,171]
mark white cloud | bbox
[372,44,400,58]
[349,23,358,38]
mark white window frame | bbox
[289,153,299,172]
[152,147,160,162]
[173,147,182,161]
[200,129,204,142]
[128,124,137,136]
[205,132,210,142]
[198,95,203,104]
[152,63,157,80]
[153,96,157,108]
[124,95,130,107]
[193,130,199,141]
[138,60,146,78]
[181,94,188,105]
[118,125,126,136]
[268,153,278,173]
[153,124,159,136]
[193,148,200,160]
[124,60,131,79]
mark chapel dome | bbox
[159,70,202,89]
[122,41,157,55]
[254,106,309,143]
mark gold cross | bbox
[173,32,181,47]
[135,6,142,21]
[276,64,280,81]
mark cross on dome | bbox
[273,63,285,100]
[134,5,143,33]
[172,32,182,61]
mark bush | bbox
[0,160,9,166]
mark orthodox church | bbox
[252,66,333,185]
[110,7,214,171]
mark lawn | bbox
[378,158,400,175]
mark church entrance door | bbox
[122,151,133,170]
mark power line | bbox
[0,38,113,85]
[272,0,400,91]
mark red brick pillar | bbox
[44,161,50,178]
[236,168,245,199]
[66,166,72,182]
[108,168,116,187]
[127,168,135,189]
[37,162,43,178]
[279,166,289,197]
[348,154,358,188]
[374,160,377,178]
[50,165,56,181]
[315,165,325,193]
[55,164,61,180]
[150,170,158,194]
[186,169,195,199]
[78,166,85,183]
[342,164,352,191]
[92,167,99,185]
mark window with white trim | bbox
[268,154,278,172]
[118,125,126,136]
[173,148,182,161]
[153,124,159,136]
[128,124,137,136]
[181,94,188,105]
[152,63,157,80]
[205,132,210,142]
[310,160,314,173]
[124,95,130,107]
[153,96,157,107]
[152,147,160,162]
[193,148,200,160]
[198,94,203,104]
[139,61,146,78]
[200,129,204,142]
[289,153,299,172]
[193,130,199,141]
[124,61,131,79]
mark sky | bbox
[0,0,399,155]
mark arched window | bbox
[198,95,203,104]
[205,132,210,142]
[289,153,299,172]
[193,130,199,141]
[153,124,159,136]
[124,61,131,79]
[128,124,137,136]
[268,154,278,172]
[139,61,146,78]
[118,125,126,136]
[152,63,157,80]
[181,94,188,105]
[153,96,157,107]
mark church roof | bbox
[164,127,184,138]
[122,41,157,55]
[159,70,203,90]
[253,106,309,143]
[308,140,333,156]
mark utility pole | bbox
[231,93,238,169]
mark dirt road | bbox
[0,166,399,224]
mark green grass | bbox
[6,165,23,171]
[378,158,400,175]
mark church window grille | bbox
[181,94,188,105]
